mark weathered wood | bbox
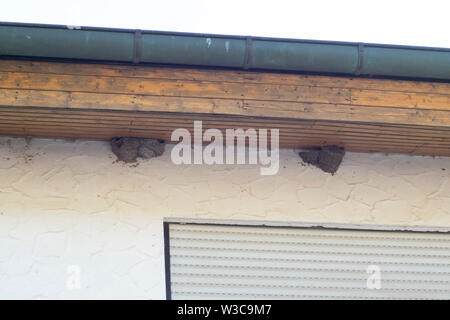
[1,59,449,95]
[0,106,449,156]
[1,88,450,127]
[0,59,449,157]
[1,108,450,144]
[1,71,449,110]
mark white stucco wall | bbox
[0,136,449,299]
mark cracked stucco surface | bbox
[0,137,449,299]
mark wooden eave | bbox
[0,59,449,156]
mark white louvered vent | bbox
[167,223,450,300]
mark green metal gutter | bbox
[1,22,449,81]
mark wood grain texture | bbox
[1,59,449,94]
[0,59,449,156]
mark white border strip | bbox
[164,217,450,233]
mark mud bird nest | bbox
[111,137,165,163]
[298,145,345,174]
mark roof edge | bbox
[1,22,449,81]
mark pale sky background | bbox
[1,0,449,48]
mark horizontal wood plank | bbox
[1,88,449,127]
[1,59,449,95]
[0,106,449,156]
[1,71,449,110]
[1,108,450,144]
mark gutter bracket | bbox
[355,42,365,76]
[133,30,142,64]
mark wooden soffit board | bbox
[0,59,449,156]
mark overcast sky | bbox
[1,0,449,48]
